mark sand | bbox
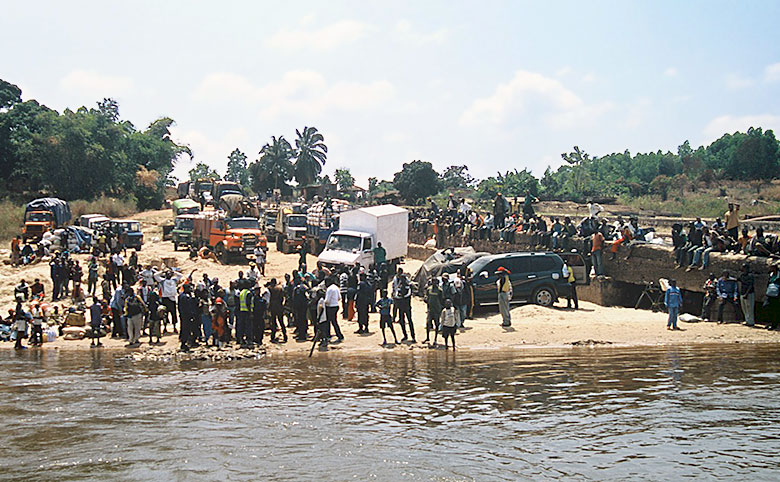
[2,208,779,356]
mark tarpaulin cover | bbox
[412,246,489,295]
[25,198,71,225]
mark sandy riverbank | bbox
[2,209,779,356]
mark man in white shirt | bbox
[155,270,182,333]
[323,276,344,344]
[254,246,266,275]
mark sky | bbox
[3,0,780,185]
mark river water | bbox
[1,344,779,481]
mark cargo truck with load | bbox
[306,199,351,255]
[275,204,308,254]
[22,198,71,242]
[317,204,408,271]
[192,214,267,263]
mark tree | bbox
[476,169,539,200]
[0,79,22,110]
[561,146,592,198]
[368,177,378,194]
[393,160,441,204]
[249,135,294,192]
[189,162,221,181]
[650,175,672,201]
[334,168,355,192]
[293,126,328,186]
[440,165,475,190]
[225,148,249,185]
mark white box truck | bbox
[317,204,408,270]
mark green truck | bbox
[171,214,199,251]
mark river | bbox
[1,344,779,480]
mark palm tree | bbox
[250,135,294,191]
[293,126,328,186]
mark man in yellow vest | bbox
[496,266,512,326]
[237,286,252,347]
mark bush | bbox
[69,196,138,219]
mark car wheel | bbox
[533,286,555,307]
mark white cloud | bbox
[702,114,780,141]
[394,20,448,45]
[664,67,678,77]
[724,73,754,89]
[266,19,372,51]
[192,71,395,120]
[459,70,611,129]
[764,62,780,83]
[60,70,134,97]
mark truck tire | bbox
[533,286,555,307]
[216,243,228,264]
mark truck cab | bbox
[110,220,144,250]
[318,230,375,269]
[22,211,55,242]
[193,216,267,263]
[171,214,197,250]
[211,181,244,203]
[275,207,308,254]
[264,209,278,242]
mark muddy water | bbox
[1,345,779,480]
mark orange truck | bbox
[22,198,71,242]
[192,214,267,263]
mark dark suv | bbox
[469,252,584,308]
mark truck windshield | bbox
[226,218,259,230]
[288,215,307,228]
[176,218,194,230]
[126,222,141,232]
[26,212,52,222]
[326,234,361,252]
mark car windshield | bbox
[226,218,259,230]
[176,218,194,229]
[326,234,361,252]
[468,257,492,274]
[26,212,52,222]
[288,215,307,228]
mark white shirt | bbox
[317,297,327,322]
[325,284,341,307]
[441,307,459,327]
[588,203,604,218]
[459,201,471,214]
[140,268,156,287]
[155,272,182,301]
[112,253,124,267]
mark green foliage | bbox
[249,135,294,192]
[334,168,355,192]
[476,168,539,201]
[293,126,327,186]
[393,160,441,204]
[0,79,190,209]
[0,200,25,244]
[440,165,475,190]
[649,175,672,201]
[188,162,221,182]
[224,148,249,185]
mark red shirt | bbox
[592,232,604,252]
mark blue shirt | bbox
[717,278,738,299]
[377,297,393,316]
[665,286,682,308]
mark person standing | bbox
[298,239,309,272]
[29,302,45,346]
[339,269,349,320]
[664,279,682,330]
[424,277,443,345]
[268,278,287,343]
[394,269,415,342]
[701,273,718,321]
[87,256,99,297]
[717,271,739,324]
[250,286,266,346]
[724,203,740,241]
[90,297,103,348]
[591,230,605,276]
[376,289,398,345]
[739,263,755,327]
[564,263,578,310]
[124,287,146,346]
[493,192,508,230]
[496,266,512,327]
[373,242,387,270]
[440,299,459,350]
[237,284,252,346]
[763,264,780,330]
[13,302,28,350]
[109,284,127,338]
[255,246,266,276]
[292,278,309,340]
[212,298,229,347]
[355,274,372,334]
[177,284,198,351]
[324,276,344,345]
[156,270,182,334]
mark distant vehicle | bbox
[275,205,308,254]
[171,214,199,251]
[264,209,278,242]
[317,204,408,270]
[211,181,244,203]
[468,251,587,308]
[306,199,351,255]
[192,215,267,263]
[78,214,110,230]
[190,178,215,206]
[171,198,200,216]
[109,220,144,250]
[22,198,71,242]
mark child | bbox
[665,279,682,330]
[376,290,398,345]
[440,299,459,350]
